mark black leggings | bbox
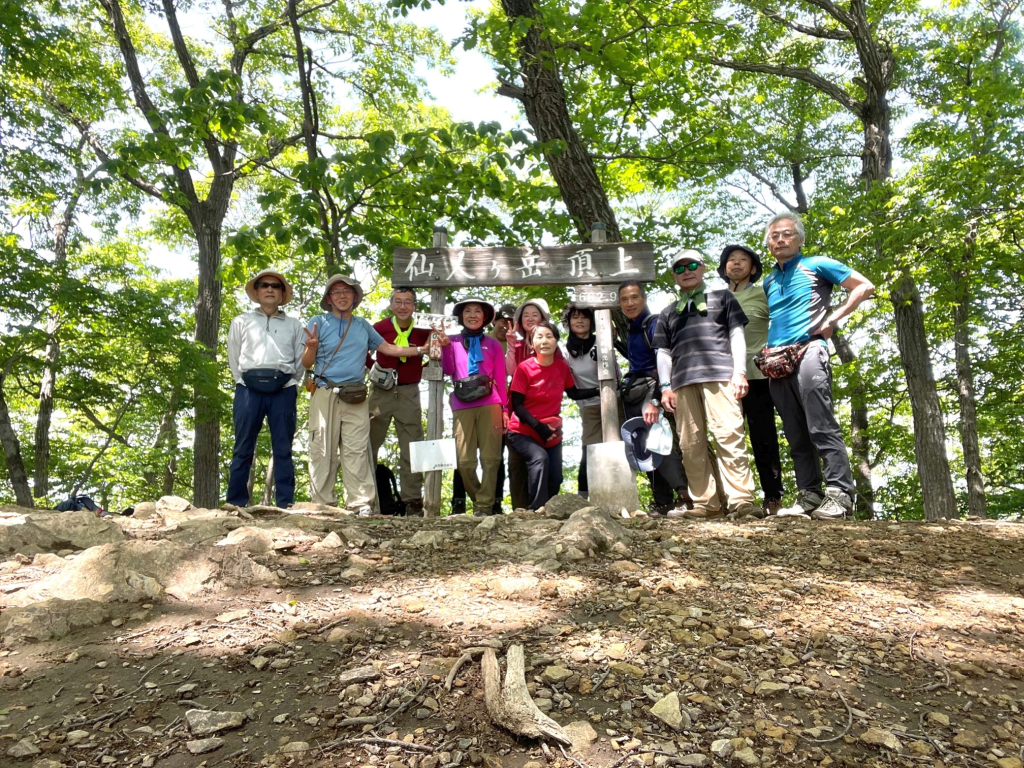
[507,432,563,510]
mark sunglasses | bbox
[673,262,702,274]
[256,281,284,290]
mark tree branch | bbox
[703,56,863,115]
[761,10,853,40]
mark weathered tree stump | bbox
[481,644,570,745]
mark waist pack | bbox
[755,342,810,379]
[243,368,290,394]
[618,373,656,405]
[369,362,398,391]
[326,380,368,404]
[453,374,493,403]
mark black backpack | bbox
[55,495,99,513]
[375,464,405,516]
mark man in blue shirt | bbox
[617,280,690,516]
[762,213,874,519]
[302,274,428,516]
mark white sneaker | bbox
[776,490,824,517]
[356,506,373,518]
[811,488,853,520]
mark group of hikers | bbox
[226,211,874,521]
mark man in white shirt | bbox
[226,269,306,508]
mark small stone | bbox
[327,627,358,643]
[542,666,573,684]
[606,643,628,660]
[609,662,645,678]
[401,598,426,613]
[318,531,344,548]
[996,758,1023,768]
[338,665,380,686]
[710,739,733,759]
[650,692,690,731]
[563,721,598,749]
[250,656,270,671]
[952,729,987,749]
[925,711,950,727]
[861,727,902,751]
[185,709,246,736]
[754,681,789,696]
[32,760,65,768]
[279,742,310,754]
[176,683,199,697]
[64,651,79,663]
[66,730,91,745]
[270,658,291,670]
[733,747,760,766]
[186,737,224,755]
[676,756,709,768]
[273,714,289,724]
[7,739,41,758]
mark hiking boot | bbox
[405,499,423,516]
[731,502,763,520]
[811,488,853,520]
[678,506,724,520]
[763,499,782,516]
[776,490,824,518]
[451,499,466,516]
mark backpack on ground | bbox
[375,464,405,516]
[54,495,99,513]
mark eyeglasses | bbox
[673,262,702,274]
[329,287,355,297]
[256,281,284,290]
[767,229,798,242]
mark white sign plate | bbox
[413,313,460,333]
[409,438,458,473]
[575,285,620,308]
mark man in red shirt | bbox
[367,287,430,514]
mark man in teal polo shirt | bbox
[302,274,428,516]
[762,213,874,519]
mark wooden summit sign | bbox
[393,242,657,289]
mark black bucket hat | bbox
[717,244,764,284]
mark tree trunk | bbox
[953,224,986,518]
[34,175,84,499]
[144,385,181,496]
[890,276,957,519]
[0,381,37,507]
[191,216,224,509]
[498,0,620,242]
[832,333,874,517]
[860,92,957,520]
[34,319,58,499]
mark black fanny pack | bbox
[243,368,290,394]
[618,373,656,405]
[453,374,493,403]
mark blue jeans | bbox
[227,383,297,508]
[507,432,562,511]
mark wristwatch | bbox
[649,398,661,408]
[660,381,672,390]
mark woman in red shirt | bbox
[507,321,598,510]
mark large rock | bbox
[0,599,111,646]
[160,507,231,528]
[9,541,275,606]
[555,506,633,555]
[0,510,123,555]
[156,495,193,514]
[541,494,591,520]
[185,709,246,736]
[216,526,322,554]
[132,501,158,519]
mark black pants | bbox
[453,435,506,513]
[507,432,562,510]
[623,398,688,506]
[769,343,855,496]
[741,378,785,502]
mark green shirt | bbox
[731,285,769,380]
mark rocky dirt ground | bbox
[2,496,1024,768]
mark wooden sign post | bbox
[395,225,655,516]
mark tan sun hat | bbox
[320,273,364,311]
[245,269,293,305]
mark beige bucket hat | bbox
[319,273,364,311]
[245,269,293,305]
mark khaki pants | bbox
[454,404,503,512]
[673,382,755,512]
[580,404,603,446]
[308,386,375,511]
[369,383,423,502]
